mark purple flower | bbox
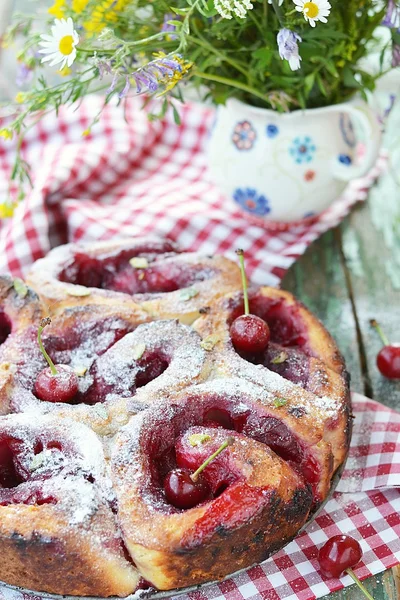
[16,63,34,87]
[277,28,302,71]
[393,41,400,66]
[382,0,400,27]
[119,76,131,99]
[162,13,178,40]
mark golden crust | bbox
[26,239,242,324]
[112,398,313,590]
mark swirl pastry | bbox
[193,286,351,476]
[0,414,139,596]
[112,382,315,590]
[26,238,242,324]
[0,308,208,435]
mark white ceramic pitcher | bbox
[208,98,382,225]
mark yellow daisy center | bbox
[303,2,319,18]
[59,35,74,56]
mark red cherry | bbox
[230,314,270,353]
[164,468,211,509]
[377,345,400,379]
[318,535,362,578]
[35,365,79,403]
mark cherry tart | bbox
[111,385,314,591]
[0,308,209,436]
[193,286,351,473]
[0,414,139,596]
[26,238,242,324]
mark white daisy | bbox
[38,18,79,69]
[293,0,331,26]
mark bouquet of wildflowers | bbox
[0,0,398,214]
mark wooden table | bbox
[282,104,400,600]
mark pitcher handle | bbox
[332,102,382,182]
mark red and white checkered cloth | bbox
[0,96,398,600]
[0,95,388,284]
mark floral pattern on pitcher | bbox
[233,188,271,216]
[266,124,279,138]
[289,136,316,164]
[339,113,356,147]
[232,120,257,150]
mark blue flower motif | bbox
[232,120,257,150]
[289,136,316,164]
[338,154,352,165]
[266,124,279,138]
[233,188,271,216]
[339,113,356,148]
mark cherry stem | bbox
[236,249,249,315]
[370,319,390,347]
[38,317,57,376]
[191,437,234,482]
[345,568,374,600]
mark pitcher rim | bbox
[224,97,363,118]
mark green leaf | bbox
[188,433,211,447]
[304,73,315,97]
[129,257,149,269]
[180,287,199,301]
[132,343,146,360]
[273,397,288,408]
[271,351,288,365]
[172,104,181,125]
[171,6,189,15]
[67,286,91,297]
[13,278,28,298]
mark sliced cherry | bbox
[0,439,24,488]
[164,468,211,509]
[370,319,400,379]
[318,535,373,600]
[0,310,11,346]
[229,250,270,354]
[34,317,79,403]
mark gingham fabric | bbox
[0,97,397,600]
[0,95,388,284]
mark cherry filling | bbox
[135,351,169,388]
[0,436,63,506]
[83,348,170,405]
[59,248,215,296]
[146,395,321,511]
[0,310,12,346]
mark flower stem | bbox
[345,569,375,600]
[193,70,272,105]
[236,249,250,315]
[191,437,234,482]
[38,318,57,376]
[369,319,390,346]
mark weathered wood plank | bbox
[340,197,400,410]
